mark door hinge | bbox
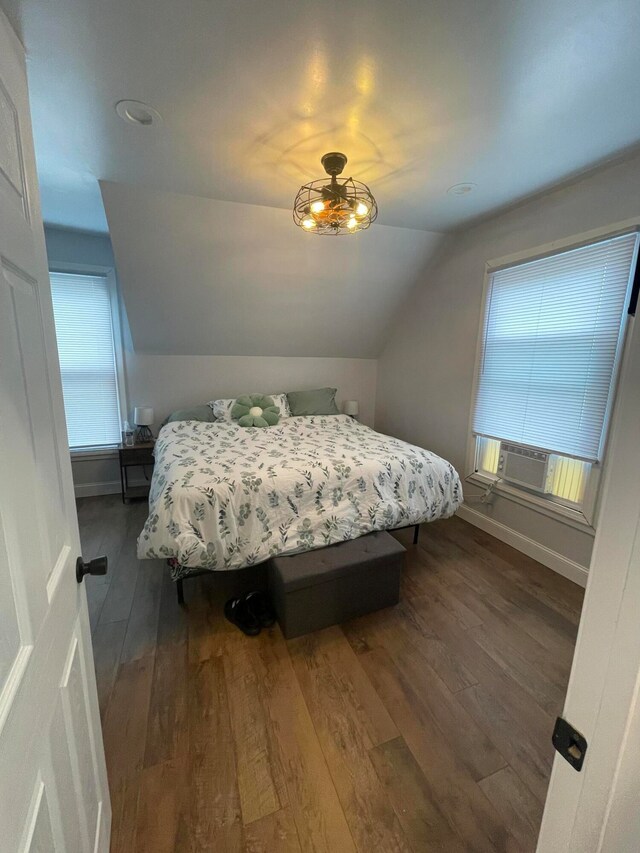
[552,716,587,771]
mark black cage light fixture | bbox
[293,152,378,235]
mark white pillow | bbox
[209,398,235,421]
[209,393,291,421]
[269,393,291,419]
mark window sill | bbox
[70,446,119,462]
[466,472,596,536]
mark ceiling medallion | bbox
[293,152,378,235]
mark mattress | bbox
[137,414,463,577]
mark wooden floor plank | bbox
[223,632,286,826]
[188,656,245,852]
[432,516,583,623]
[109,772,141,853]
[406,553,484,629]
[91,619,127,720]
[120,560,164,663]
[451,569,577,669]
[408,595,558,739]
[134,758,189,853]
[143,573,189,767]
[374,625,508,782]
[467,622,566,717]
[86,578,110,632]
[243,807,303,853]
[102,656,154,785]
[360,647,520,853]
[251,629,357,853]
[343,600,478,694]
[94,497,130,569]
[369,736,467,852]
[479,766,544,853]
[143,634,189,769]
[456,681,554,805]
[186,577,235,663]
[99,510,144,625]
[78,495,116,564]
[289,628,412,853]
[289,626,398,747]
[452,581,573,688]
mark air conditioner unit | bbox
[498,442,556,494]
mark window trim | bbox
[49,262,128,456]
[465,218,640,531]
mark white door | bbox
[537,304,640,846]
[0,10,110,853]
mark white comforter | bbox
[137,415,462,576]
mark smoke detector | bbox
[447,182,476,196]
[115,100,162,127]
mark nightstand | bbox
[118,442,155,503]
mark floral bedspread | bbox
[137,415,463,578]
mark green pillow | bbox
[161,404,216,427]
[231,394,280,428]
[286,387,339,416]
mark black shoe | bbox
[224,596,261,636]
[244,591,276,628]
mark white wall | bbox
[44,226,378,495]
[377,151,640,575]
[125,354,377,427]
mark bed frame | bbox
[172,523,421,605]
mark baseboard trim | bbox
[74,480,121,498]
[74,479,150,498]
[456,504,589,588]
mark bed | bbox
[137,414,463,579]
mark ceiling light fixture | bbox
[115,100,162,127]
[293,152,378,235]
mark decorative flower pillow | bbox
[210,392,290,421]
[231,394,280,428]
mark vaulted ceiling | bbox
[5,0,640,234]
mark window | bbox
[50,271,123,449]
[472,231,638,511]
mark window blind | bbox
[50,272,122,448]
[472,232,638,462]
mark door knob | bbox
[76,555,108,584]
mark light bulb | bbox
[347,217,358,230]
[356,201,369,216]
[310,200,325,214]
[302,218,316,229]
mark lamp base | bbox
[135,425,153,443]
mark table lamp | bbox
[343,400,359,420]
[134,406,154,442]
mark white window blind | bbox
[50,272,122,448]
[473,232,638,462]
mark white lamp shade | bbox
[343,400,359,416]
[134,406,154,426]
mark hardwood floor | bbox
[78,494,584,853]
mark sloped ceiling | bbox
[102,181,443,358]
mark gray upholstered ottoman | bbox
[268,531,405,639]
